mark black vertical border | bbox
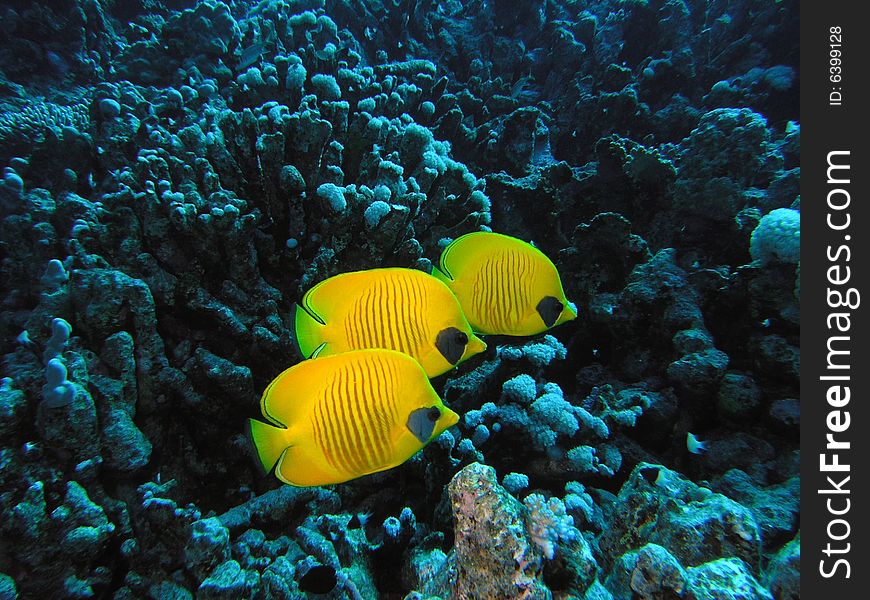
[801,1,869,596]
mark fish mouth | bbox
[466,333,487,358]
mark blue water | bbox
[0,1,799,598]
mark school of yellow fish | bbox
[249,232,577,486]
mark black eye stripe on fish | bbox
[536,296,564,328]
[407,406,440,443]
[436,326,468,365]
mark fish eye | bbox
[427,406,441,421]
[535,296,564,328]
[455,331,468,345]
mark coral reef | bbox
[447,462,551,599]
[0,0,798,597]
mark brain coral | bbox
[749,207,800,265]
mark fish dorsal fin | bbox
[259,374,289,427]
[298,277,333,325]
[436,238,464,281]
[259,358,330,428]
[300,270,391,323]
[295,274,361,358]
[431,264,452,283]
[438,233,495,281]
[440,232,534,277]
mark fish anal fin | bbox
[275,444,339,487]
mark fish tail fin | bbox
[292,303,327,359]
[247,418,289,474]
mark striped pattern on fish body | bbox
[468,247,538,334]
[249,349,459,487]
[342,269,432,357]
[433,231,577,336]
[294,268,485,377]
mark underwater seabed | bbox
[0,0,798,598]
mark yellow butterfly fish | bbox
[294,268,486,378]
[248,349,459,487]
[433,231,577,336]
